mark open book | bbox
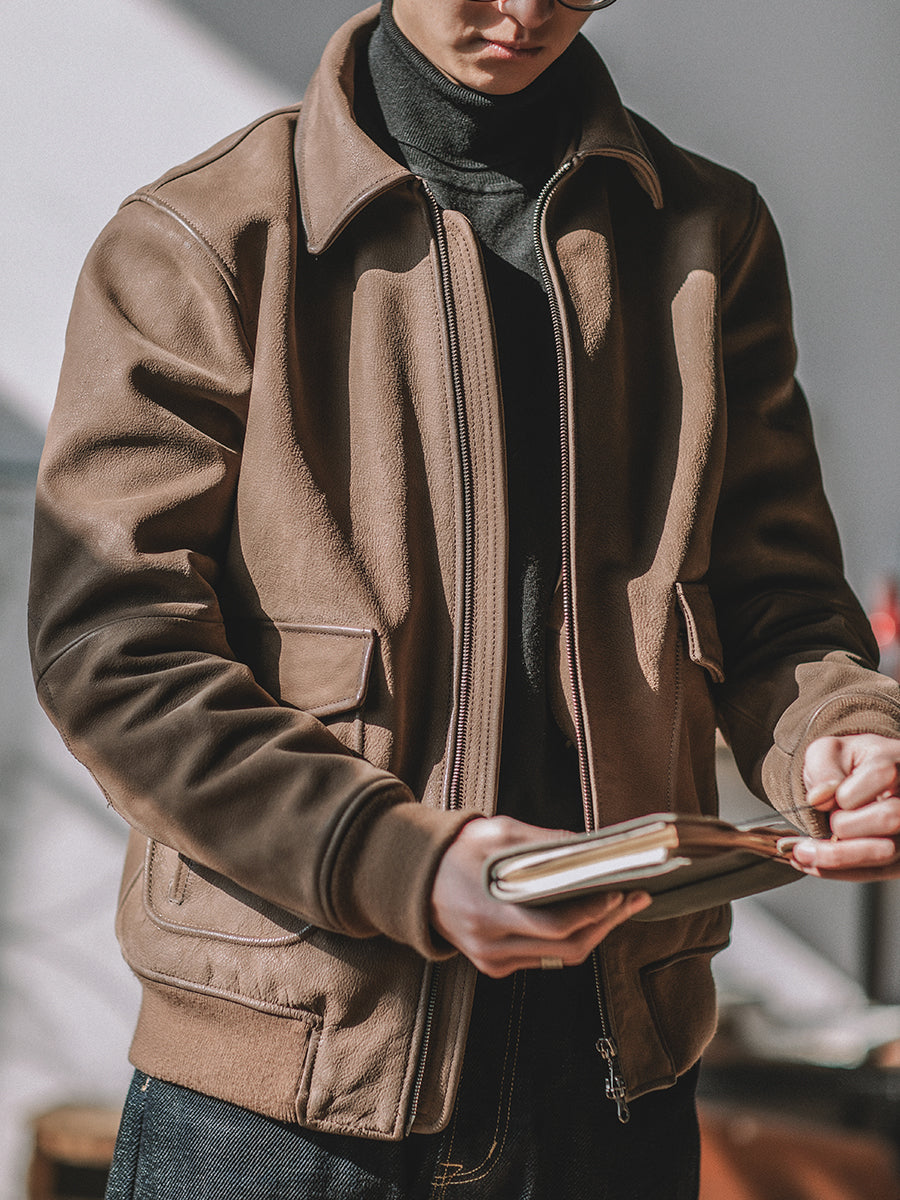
[485,813,805,921]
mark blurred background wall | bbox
[2,0,899,1194]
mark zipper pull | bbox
[596,1036,631,1124]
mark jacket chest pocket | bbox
[675,582,725,684]
[232,620,377,756]
[673,582,725,814]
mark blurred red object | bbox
[868,577,900,682]
[699,1105,900,1200]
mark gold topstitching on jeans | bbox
[429,971,528,1193]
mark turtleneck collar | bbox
[366,0,575,185]
[298,7,662,256]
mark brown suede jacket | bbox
[28,6,900,1139]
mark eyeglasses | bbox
[470,0,618,10]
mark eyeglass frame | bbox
[469,0,618,12]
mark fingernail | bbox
[791,839,817,865]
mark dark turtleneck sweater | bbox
[356,3,583,830]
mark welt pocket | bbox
[675,583,725,683]
[144,840,313,946]
[235,620,376,716]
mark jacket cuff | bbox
[327,787,481,959]
[762,691,900,835]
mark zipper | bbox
[422,183,477,813]
[406,962,441,1132]
[406,182,479,1133]
[533,160,631,1124]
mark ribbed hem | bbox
[129,981,322,1126]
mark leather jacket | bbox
[28,7,900,1138]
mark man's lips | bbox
[479,38,543,58]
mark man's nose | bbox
[494,0,555,29]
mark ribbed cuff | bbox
[764,691,900,834]
[328,788,480,959]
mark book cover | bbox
[485,814,805,920]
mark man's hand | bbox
[430,816,650,977]
[792,734,900,880]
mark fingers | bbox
[834,758,900,810]
[802,737,846,811]
[830,797,900,840]
[792,795,900,879]
[793,835,900,873]
[468,891,652,979]
[430,814,655,978]
[797,735,900,880]
[804,735,900,813]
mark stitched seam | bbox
[427,220,464,812]
[433,244,458,789]
[119,196,254,362]
[128,1076,152,1198]
[241,621,375,714]
[430,1090,460,1200]
[720,186,761,283]
[126,194,238,296]
[432,972,527,1189]
[443,973,526,1186]
[454,223,484,813]
[130,964,325,1021]
[34,613,224,687]
[450,220,501,815]
[666,632,682,812]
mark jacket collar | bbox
[297,5,663,255]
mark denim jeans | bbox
[106,962,700,1199]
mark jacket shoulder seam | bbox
[117,104,302,321]
[121,192,243,309]
[720,185,762,282]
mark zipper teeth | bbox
[531,162,592,835]
[406,965,440,1133]
[533,161,630,1124]
[424,183,476,812]
[408,183,477,1134]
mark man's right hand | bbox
[429,816,650,977]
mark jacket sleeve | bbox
[709,191,900,833]
[28,198,472,957]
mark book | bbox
[484,813,805,921]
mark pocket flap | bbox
[675,583,725,683]
[239,622,376,716]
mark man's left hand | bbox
[792,734,900,879]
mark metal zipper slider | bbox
[596,1036,631,1124]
